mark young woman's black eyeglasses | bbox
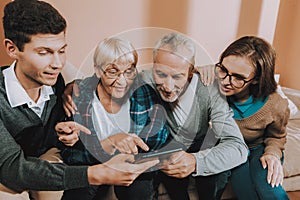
[215,63,255,88]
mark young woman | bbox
[200,36,290,200]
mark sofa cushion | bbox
[281,87,300,178]
[277,86,299,119]
[281,87,300,119]
[283,176,300,192]
[283,119,300,178]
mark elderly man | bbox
[137,32,248,200]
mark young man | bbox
[0,0,157,199]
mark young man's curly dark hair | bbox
[3,0,67,51]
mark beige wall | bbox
[47,0,239,70]
[46,0,281,83]
[274,0,300,90]
[1,0,299,89]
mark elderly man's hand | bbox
[159,151,196,178]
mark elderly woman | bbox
[57,37,168,200]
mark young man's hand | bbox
[88,154,159,186]
[56,121,91,146]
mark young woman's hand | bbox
[194,64,215,86]
[260,154,284,187]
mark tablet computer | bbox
[134,140,184,163]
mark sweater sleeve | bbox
[192,82,248,176]
[0,119,89,192]
[263,94,290,158]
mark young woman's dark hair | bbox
[3,0,67,51]
[219,36,277,100]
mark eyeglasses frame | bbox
[99,63,137,80]
[215,63,255,89]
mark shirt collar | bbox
[3,61,54,108]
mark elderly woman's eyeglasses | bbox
[100,63,137,80]
[215,63,255,88]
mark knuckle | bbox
[115,141,122,146]
[125,150,130,154]
[178,174,184,178]
[127,180,134,186]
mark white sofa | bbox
[281,87,300,191]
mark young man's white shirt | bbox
[3,61,54,118]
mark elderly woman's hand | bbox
[100,133,149,155]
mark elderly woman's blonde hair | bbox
[93,36,138,69]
